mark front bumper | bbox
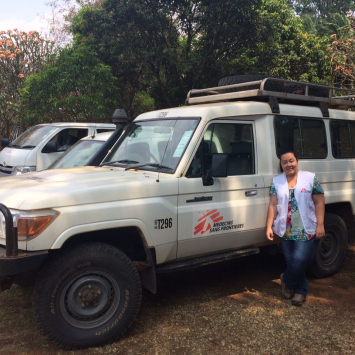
[0,164,15,177]
[0,203,48,291]
[0,246,48,276]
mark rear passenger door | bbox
[177,120,267,259]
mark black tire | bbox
[33,243,142,350]
[14,271,37,288]
[218,74,285,93]
[218,74,329,98]
[308,213,348,278]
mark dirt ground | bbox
[0,246,354,355]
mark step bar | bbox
[156,247,260,273]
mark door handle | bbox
[245,190,257,196]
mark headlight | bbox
[0,209,59,241]
[14,166,36,175]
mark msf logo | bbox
[194,209,223,235]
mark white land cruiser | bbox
[0,77,353,349]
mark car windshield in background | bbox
[9,125,58,149]
[103,118,199,172]
[48,139,106,169]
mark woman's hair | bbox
[279,150,298,172]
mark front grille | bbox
[0,164,14,175]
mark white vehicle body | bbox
[0,78,353,349]
[0,122,115,176]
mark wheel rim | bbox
[318,229,340,266]
[60,271,121,328]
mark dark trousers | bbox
[281,237,318,296]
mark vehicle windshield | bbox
[103,118,199,172]
[48,139,105,169]
[9,125,58,149]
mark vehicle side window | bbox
[186,123,255,178]
[330,120,355,158]
[274,116,327,158]
[43,129,88,153]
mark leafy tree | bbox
[293,0,355,18]
[21,45,119,123]
[327,9,355,87]
[43,0,100,46]
[0,29,57,139]
[71,0,262,112]
[224,0,331,83]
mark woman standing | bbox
[266,151,325,306]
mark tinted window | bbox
[97,129,115,133]
[186,123,255,178]
[330,120,354,158]
[43,128,88,153]
[274,116,327,158]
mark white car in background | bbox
[0,122,115,176]
[48,131,113,170]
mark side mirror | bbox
[44,142,58,153]
[202,154,228,186]
[1,138,9,148]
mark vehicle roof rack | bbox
[185,78,355,117]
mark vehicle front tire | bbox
[308,213,348,278]
[33,242,142,350]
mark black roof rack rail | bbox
[185,78,355,115]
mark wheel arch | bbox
[50,222,157,294]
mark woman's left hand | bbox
[315,224,325,240]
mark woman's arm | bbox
[312,193,325,240]
[266,195,278,240]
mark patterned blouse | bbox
[270,176,324,241]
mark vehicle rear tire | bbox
[218,74,285,93]
[308,213,348,278]
[33,242,142,350]
[218,74,329,98]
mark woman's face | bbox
[280,152,298,176]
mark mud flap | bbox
[142,264,157,294]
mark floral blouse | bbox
[270,176,324,241]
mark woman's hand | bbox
[266,227,274,241]
[315,224,325,240]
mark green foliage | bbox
[293,0,355,18]
[70,0,263,111]
[21,45,119,122]
[0,29,57,138]
[16,0,347,128]
[327,9,355,87]
[223,0,330,83]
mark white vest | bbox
[272,170,317,237]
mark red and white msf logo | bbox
[194,209,224,235]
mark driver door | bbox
[177,120,267,258]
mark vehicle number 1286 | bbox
[154,218,172,229]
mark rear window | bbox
[274,116,327,159]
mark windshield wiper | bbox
[125,163,173,171]
[7,144,22,148]
[100,159,139,167]
[21,145,36,149]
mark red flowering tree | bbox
[328,10,355,87]
[0,29,57,140]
